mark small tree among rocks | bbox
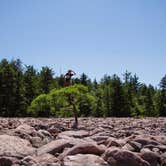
[28,84,96,129]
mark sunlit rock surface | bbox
[0,117,165,166]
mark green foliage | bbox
[78,93,97,117]
[93,88,104,117]
[23,65,39,107]
[0,58,165,117]
[50,84,96,117]
[28,94,51,117]
[111,74,130,117]
[28,84,96,118]
[157,75,166,116]
[39,67,54,94]
[0,59,26,116]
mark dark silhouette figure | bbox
[64,70,78,129]
[64,70,76,86]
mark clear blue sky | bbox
[0,0,166,86]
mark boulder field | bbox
[0,117,165,166]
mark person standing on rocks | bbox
[64,70,78,129]
[64,70,76,86]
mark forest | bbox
[0,58,165,117]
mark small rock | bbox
[37,130,52,139]
[20,156,37,166]
[33,153,61,166]
[63,154,108,166]
[128,141,142,152]
[141,148,153,153]
[122,143,135,152]
[30,136,43,148]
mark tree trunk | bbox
[72,103,78,129]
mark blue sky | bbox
[0,0,166,86]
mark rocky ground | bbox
[0,117,165,166]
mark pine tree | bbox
[23,65,39,107]
[0,59,16,116]
[10,59,26,116]
[111,75,129,117]
[94,88,104,117]
[144,86,155,116]
[158,75,166,116]
[39,66,54,94]
[80,73,88,86]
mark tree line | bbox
[0,58,165,117]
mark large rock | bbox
[128,141,142,152]
[145,135,166,145]
[143,144,166,154]
[161,152,166,166]
[34,153,59,164]
[122,143,136,152]
[37,130,52,139]
[0,118,165,165]
[30,136,43,148]
[103,147,150,166]
[37,139,71,155]
[0,157,13,166]
[16,124,36,135]
[63,154,108,166]
[106,137,126,147]
[89,135,109,144]
[21,154,61,166]
[20,156,37,166]
[14,124,37,141]
[133,136,162,147]
[57,130,89,139]
[59,142,105,159]
[140,151,161,166]
[58,135,96,146]
[122,141,142,152]
[0,135,36,158]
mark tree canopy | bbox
[0,58,165,117]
